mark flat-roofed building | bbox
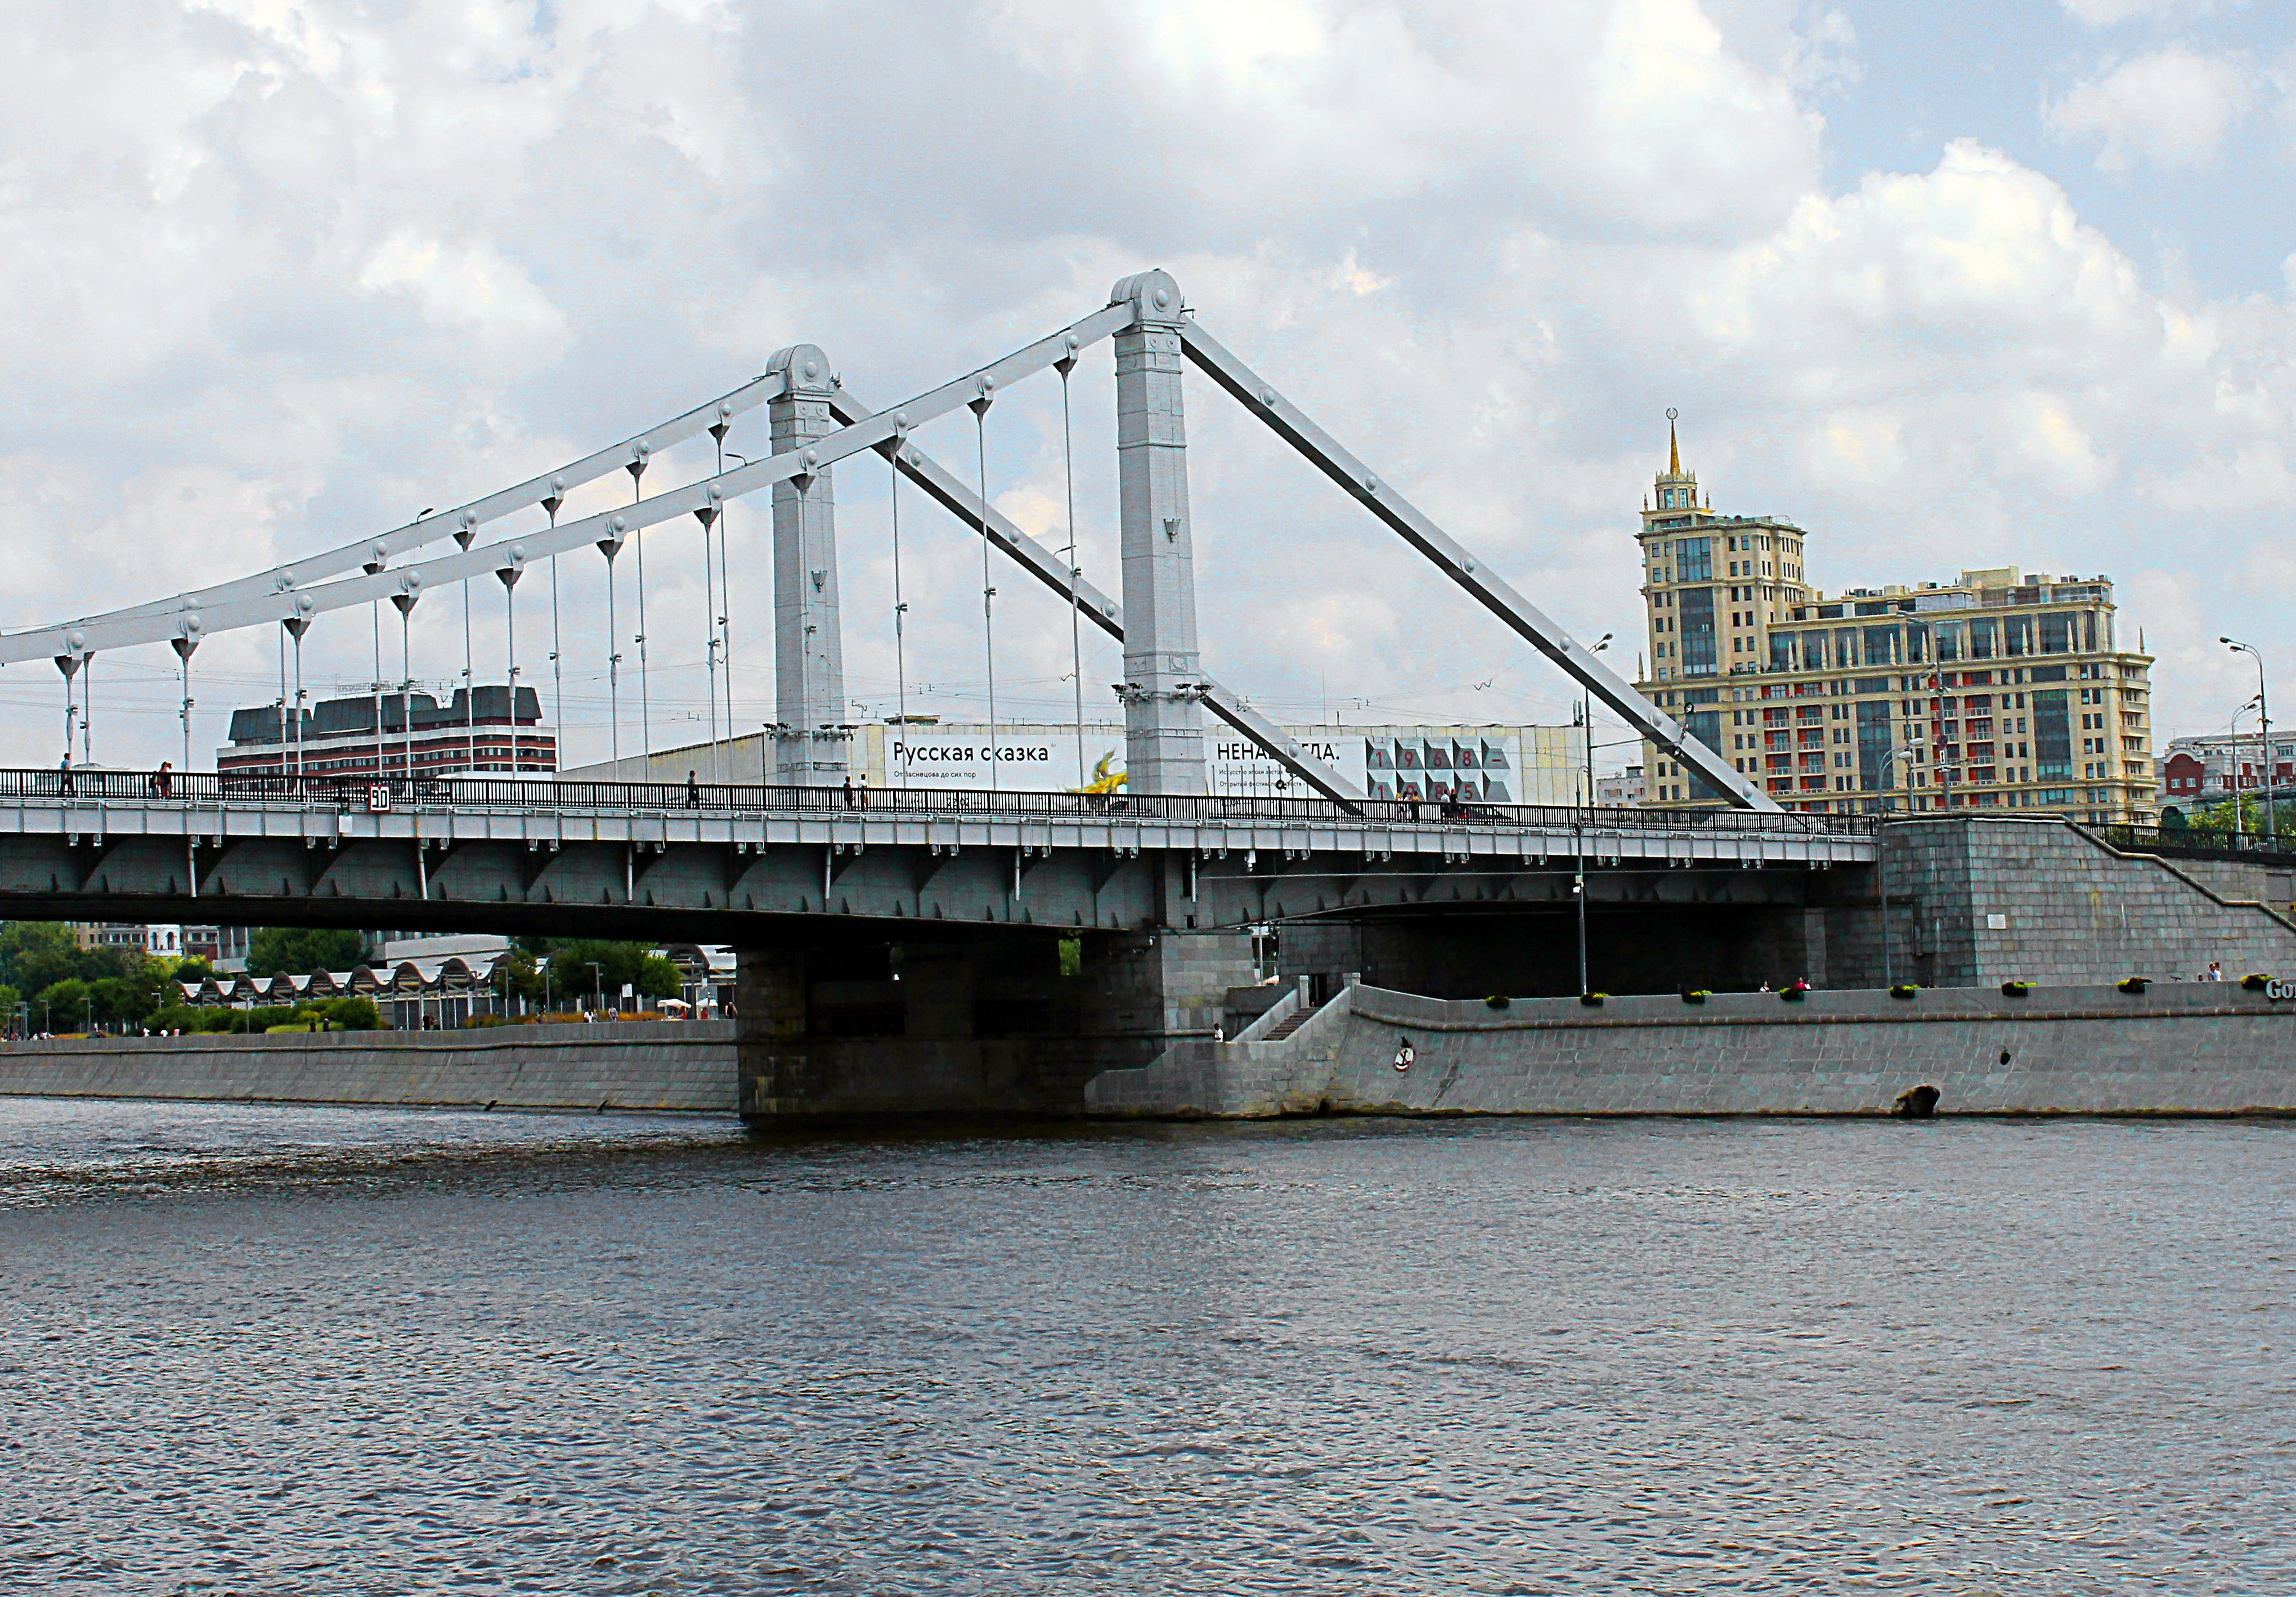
[1634,422,2155,822]
[218,684,554,780]
[71,922,185,957]
[2156,730,2295,819]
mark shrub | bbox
[1890,984,1920,1000]
[146,1005,216,1033]
[2118,976,2150,994]
[317,997,382,1031]
[244,1005,300,1031]
[1484,995,1511,1010]
[2000,981,2032,997]
[2241,973,2271,992]
[1577,992,1606,1007]
[1680,989,1710,1004]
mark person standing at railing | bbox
[857,773,869,809]
[686,770,700,809]
[58,754,73,797]
[150,761,172,800]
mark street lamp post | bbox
[2223,639,2274,844]
[2228,696,2258,838]
[1874,743,1923,990]
[588,961,603,1017]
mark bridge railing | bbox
[2,768,1878,836]
[2093,823,2296,868]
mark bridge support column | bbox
[768,344,847,787]
[733,927,1255,1120]
[1110,271,1206,796]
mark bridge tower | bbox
[768,344,848,786]
[1110,270,1207,796]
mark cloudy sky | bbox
[2,0,2290,771]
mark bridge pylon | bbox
[1111,270,1208,796]
[768,343,847,786]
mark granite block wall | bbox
[1840,818,2296,989]
[0,1021,737,1112]
[1085,982,2296,1118]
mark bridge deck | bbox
[1,772,1876,866]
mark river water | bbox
[0,1100,2288,1595]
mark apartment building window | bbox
[2033,690,2073,778]
[1679,587,1717,675]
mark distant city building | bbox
[2157,731,2295,815]
[1633,422,2155,822]
[78,924,249,968]
[219,685,554,780]
[563,721,1584,805]
[184,925,253,968]
[71,922,183,957]
[1597,764,1645,808]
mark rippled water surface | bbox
[1,1098,2290,1594]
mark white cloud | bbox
[2057,0,2225,24]
[2048,47,2257,171]
[358,233,568,364]
[0,0,2292,765]
[1695,141,2150,374]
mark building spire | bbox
[1666,406,1680,475]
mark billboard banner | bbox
[860,721,1576,803]
[875,725,1124,793]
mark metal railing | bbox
[0,766,1878,837]
[2095,823,2296,868]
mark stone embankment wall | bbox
[1864,818,2296,990]
[1085,983,2296,1118]
[0,1021,736,1113]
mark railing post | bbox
[768,345,847,788]
[1110,271,1207,797]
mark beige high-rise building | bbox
[1631,422,2155,822]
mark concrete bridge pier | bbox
[734,925,1256,1120]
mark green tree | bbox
[496,948,547,1007]
[37,977,91,1033]
[88,973,164,1029]
[0,922,87,997]
[528,940,685,1008]
[246,927,370,978]
[636,954,684,1002]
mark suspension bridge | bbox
[0,269,1899,1115]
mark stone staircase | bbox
[1261,1007,1315,1042]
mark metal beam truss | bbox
[2,272,1772,811]
[0,781,1868,941]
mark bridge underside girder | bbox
[0,831,1848,944]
